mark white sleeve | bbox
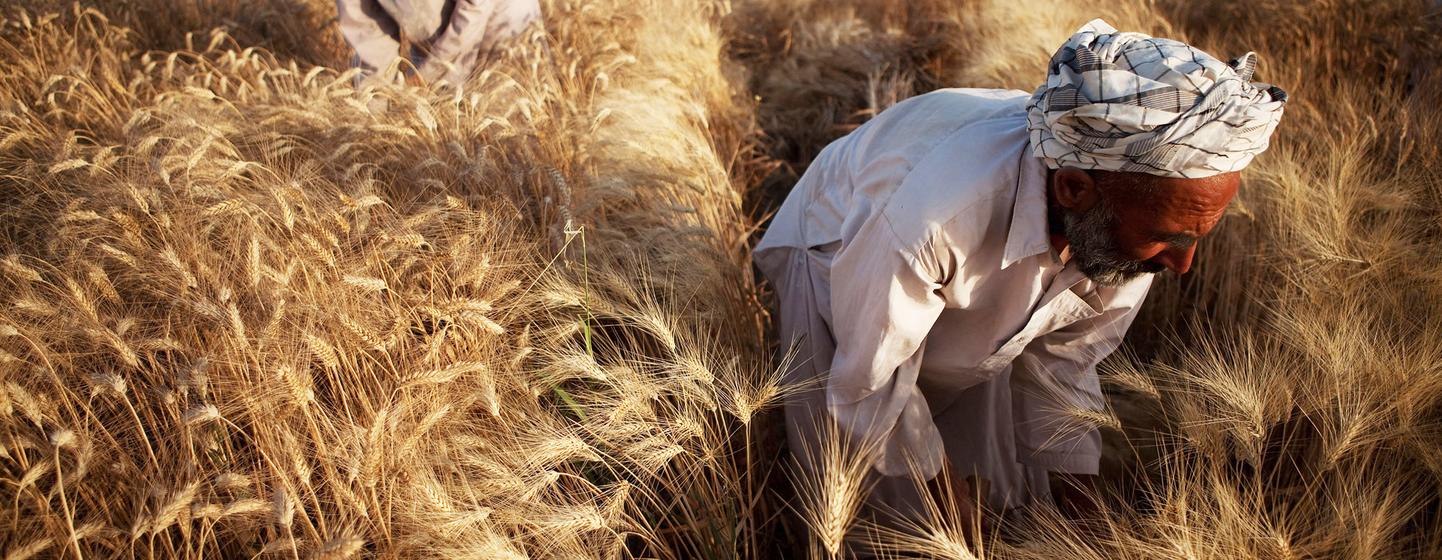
[826,215,948,479]
[336,0,401,77]
[417,0,495,84]
[418,0,540,84]
[1011,276,1151,473]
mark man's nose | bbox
[1153,244,1197,275]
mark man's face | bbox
[1060,171,1241,286]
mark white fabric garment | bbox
[754,88,1152,510]
[1026,19,1287,178]
[336,0,540,86]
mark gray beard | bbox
[1062,198,1165,287]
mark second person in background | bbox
[336,0,541,87]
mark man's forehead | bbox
[1114,173,1239,233]
[1115,172,1239,205]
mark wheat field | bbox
[1,0,1439,558]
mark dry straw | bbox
[4,0,1442,558]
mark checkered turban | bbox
[1025,19,1288,178]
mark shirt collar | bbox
[1001,151,1054,269]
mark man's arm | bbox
[336,0,401,79]
[418,0,541,85]
[826,215,949,479]
[1010,277,1152,482]
[416,0,495,85]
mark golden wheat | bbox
[3,0,1441,557]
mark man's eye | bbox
[1154,234,1196,248]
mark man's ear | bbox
[1052,167,1101,212]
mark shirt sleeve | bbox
[1010,275,1152,474]
[416,0,495,84]
[826,214,949,479]
[336,0,401,78]
[420,0,542,84]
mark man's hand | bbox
[1049,472,1103,523]
[928,457,979,533]
[404,72,426,88]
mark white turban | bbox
[1025,19,1288,179]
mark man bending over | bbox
[754,20,1287,522]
